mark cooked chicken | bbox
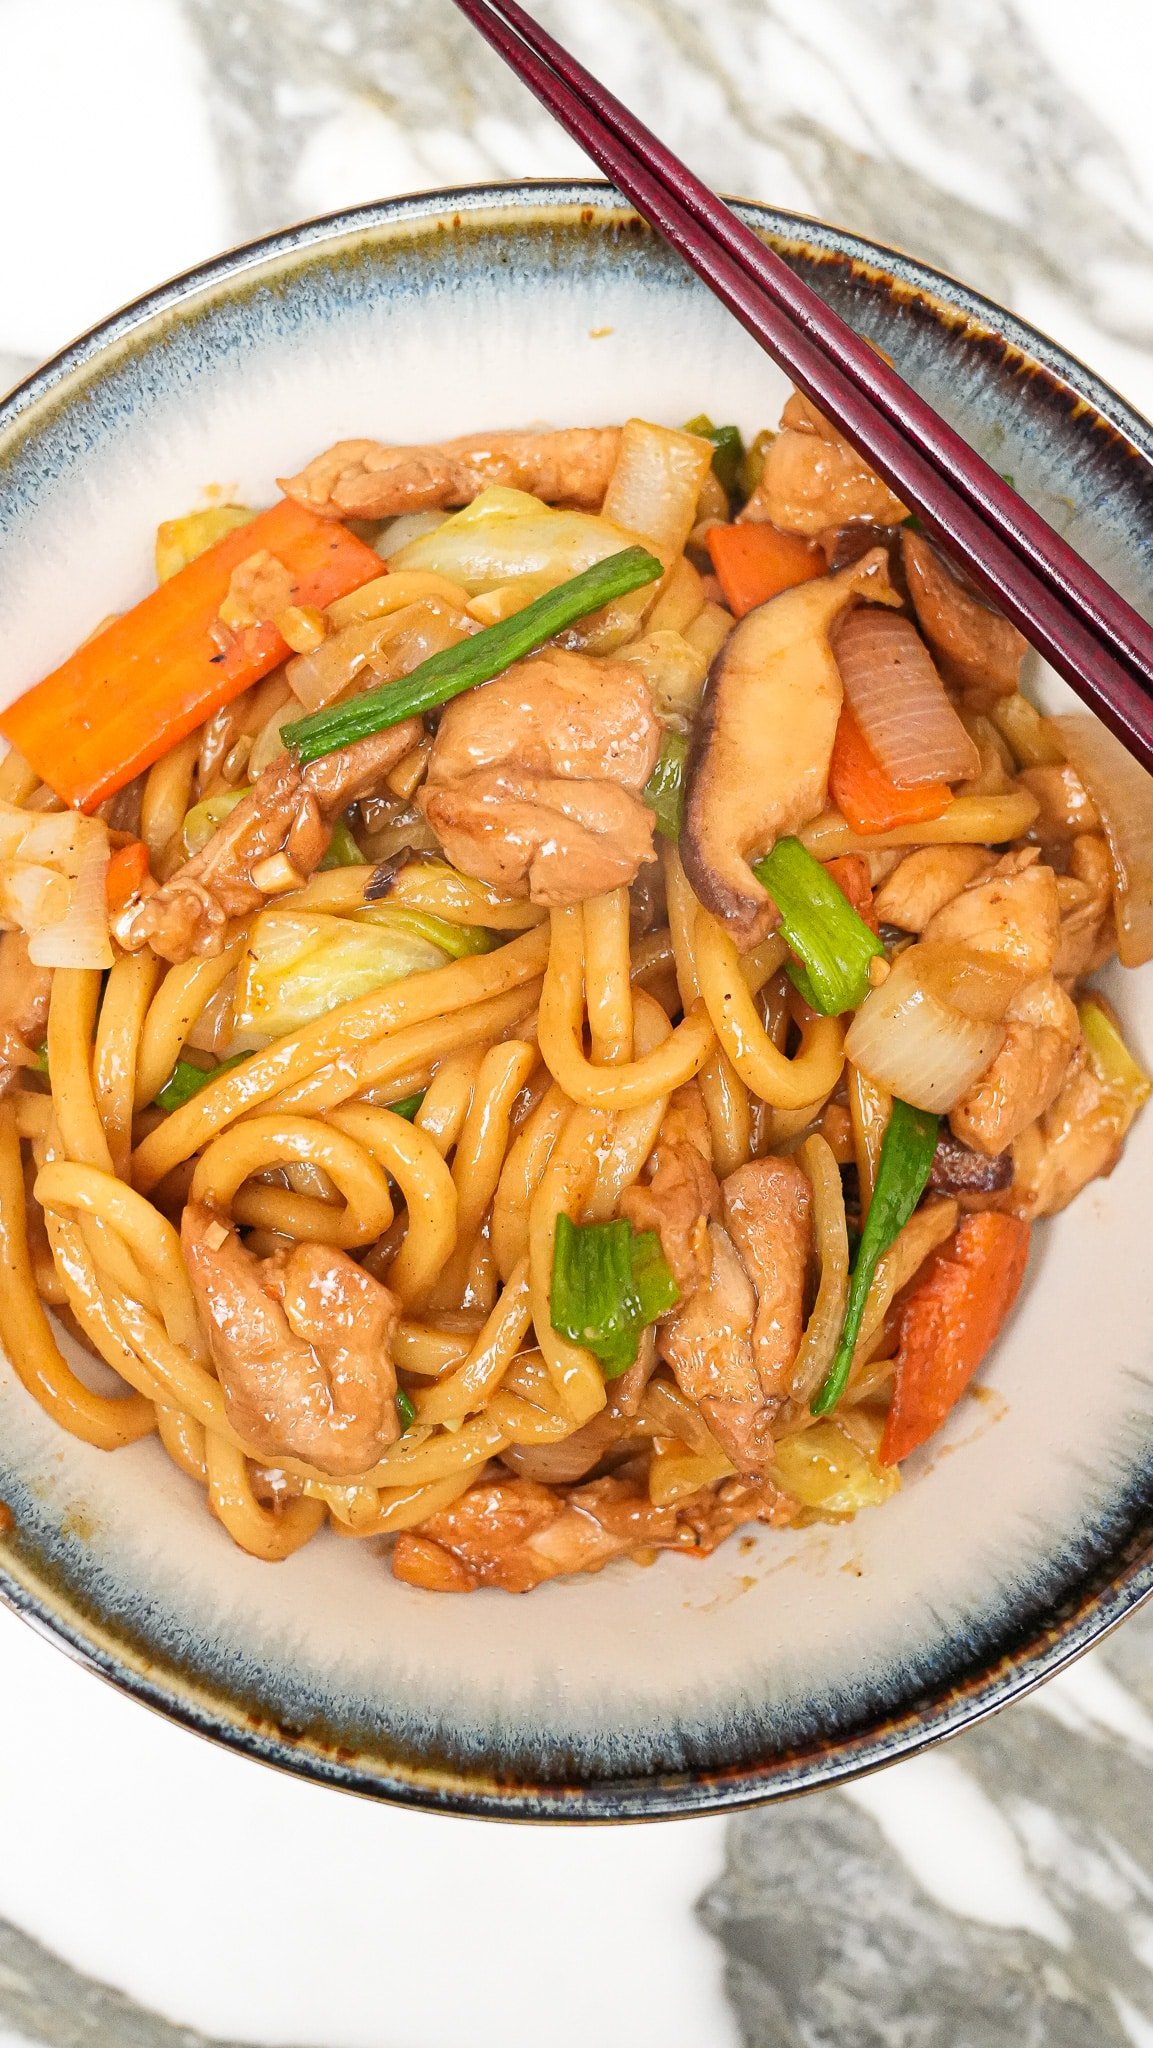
[218,550,298,633]
[1007,1047,1135,1217]
[281,426,622,522]
[950,974,1079,1157]
[0,931,51,1091]
[620,1082,719,1292]
[181,1203,400,1478]
[501,1346,654,1487]
[921,848,1060,981]
[741,392,908,536]
[1019,763,1100,845]
[390,1468,792,1592]
[119,721,421,961]
[901,529,1026,702]
[721,1158,813,1404]
[419,646,661,906]
[873,845,993,933]
[1054,835,1115,982]
[656,1155,812,1470]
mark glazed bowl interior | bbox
[2,183,1152,1819]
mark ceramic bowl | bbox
[1,183,1151,1820]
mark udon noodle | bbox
[0,403,1147,1591]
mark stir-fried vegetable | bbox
[1,499,383,811]
[550,1213,679,1378]
[396,1390,416,1433]
[155,505,255,583]
[832,608,980,788]
[232,904,493,1044]
[881,1213,1031,1462]
[753,835,883,1015]
[1055,713,1153,967]
[318,817,364,869]
[682,415,745,501]
[105,840,150,913]
[643,732,689,840]
[388,484,638,594]
[1079,998,1151,1115]
[828,702,952,835]
[387,1091,426,1121]
[845,940,1019,1112]
[283,546,663,766]
[182,787,249,858]
[812,1096,939,1416]
[0,802,111,969]
[706,521,825,617]
[154,1053,247,1113]
[773,1417,898,1516]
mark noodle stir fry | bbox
[0,402,1148,1591]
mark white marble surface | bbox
[1,0,1153,2043]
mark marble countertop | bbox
[2,2,1153,2044]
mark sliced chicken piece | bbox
[281,426,622,522]
[921,848,1060,981]
[742,392,907,536]
[873,845,993,933]
[1054,835,1115,982]
[119,721,421,962]
[657,1221,771,1470]
[949,974,1079,1157]
[620,1082,720,1292]
[390,1468,791,1592]
[901,529,1026,702]
[0,931,52,1091]
[720,1157,813,1404]
[419,646,661,906]
[1007,1048,1136,1217]
[181,1203,400,1478]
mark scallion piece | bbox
[34,1042,50,1079]
[643,731,689,840]
[811,1097,939,1416]
[388,1091,425,1121]
[683,414,745,501]
[753,836,883,1015]
[319,816,364,869]
[154,1052,247,1113]
[550,1213,679,1379]
[283,545,664,767]
[396,1389,416,1432]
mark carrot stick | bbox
[706,521,825,617]
[1,500,382,812]
[828,702,952,836]
[822,854,877,931]
[881,1212,1031,1463]
[105,840,150,912]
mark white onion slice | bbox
[28,824,112,968]
[846,945,1005,1111]
[1054,713,1153,967]
[834,606,980,786]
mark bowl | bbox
[2,182,1152,1820]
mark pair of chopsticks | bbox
[449,0,1153,775]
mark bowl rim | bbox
[2,176,1153,1822]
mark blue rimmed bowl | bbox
[1,181,1152,1820]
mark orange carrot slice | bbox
[828,702,952,836]
[706,521,825,617]
[105,839,150,912]
[1,500,382,811]
[881,1212,1031,1463]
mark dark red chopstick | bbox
[449,0,1153,776]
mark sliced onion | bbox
[846,945,1005,1111]
[833,607,981,786]
[600,419,714,561]
[287,597,474,714]
[1054,712,1153,967]
[28,823,112,968]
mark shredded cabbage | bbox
[232,904,494,1043]
[388,486,639,596]
[773,1418,898,1518]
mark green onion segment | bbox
[753,837,883,1015]
[154,1053,247,1113]
[644,732,689,840]
[811,1097,939,1416]
[550,1213,679,1379]
[284,546,664,766]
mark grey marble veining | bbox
[703,1602,1153,2046]
[182,0,1153,349]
